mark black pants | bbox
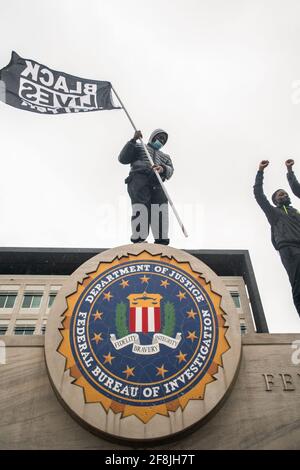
[279,246,300,317]
[126,172,169,244]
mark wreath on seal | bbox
[115,301,176,338]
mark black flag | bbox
[0,51,119,115]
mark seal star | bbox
[187,309,197,319]
[92,332,103,344]
[122,365,135,378]
[156,364,168,378]
[140,275,150,284]
[160,279,170,288]
[93,311,103,321]
[176,351,187,364]
[103,352,115,365]
[120,279,129,288]
[186,331,198,342]
[103,291,113,301]
[177,291,186,301]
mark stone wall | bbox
[0,333,299,450]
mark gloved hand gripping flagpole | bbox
[112,86,188,238]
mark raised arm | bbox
[253,160,278,224]
[118,130,143,164]
[286,159,300,198]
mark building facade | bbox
[0,248,299,449]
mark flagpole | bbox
[111,86,188,238]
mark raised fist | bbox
[259,160,269,171]
[285,159,294,169]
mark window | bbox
[0,322,8,335]
[22,293,43,309]
[14,320,36,335]
[48,293,57,308]
[41,324,46,335]
[240,323,247,335]
[14,326,35,335]
[230,292,241,309]
[0,293,17,309]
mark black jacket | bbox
[254,170,300,250]
[287,169,300,198]
[118,140,174,181]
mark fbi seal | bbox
[45,244,241,441]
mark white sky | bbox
[1,0,300,332]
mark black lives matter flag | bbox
[0,51,119,114]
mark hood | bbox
[149,128,168,144]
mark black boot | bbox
[154,238,170,245]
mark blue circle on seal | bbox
[69,260,219,406]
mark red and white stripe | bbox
[129,307,161,333]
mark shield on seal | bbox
[127,292,162,333]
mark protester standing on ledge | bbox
[118,129,174,245]
[254,159,300,317]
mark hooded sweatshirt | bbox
[254,170,300,250]
[118,128,174,181]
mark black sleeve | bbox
[287,170,300,198]
[118,140,141,165]
[161,157,174,180]
[253,170,278,224]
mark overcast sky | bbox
[1,0,300,332]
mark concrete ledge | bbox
[0,335,45,347]
[243,333,300,345]
[1,333,299,348]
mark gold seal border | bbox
[57,250,230,424]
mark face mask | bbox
[277,195,291,207]
[151,139,163,150]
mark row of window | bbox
[0,325,46,335]
[0,291,244,336]
[0,292,56,310]
[1,291,241,309]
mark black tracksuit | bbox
[118,139,174,244]
[254,170,300,316]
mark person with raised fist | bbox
[253,159,300,317]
